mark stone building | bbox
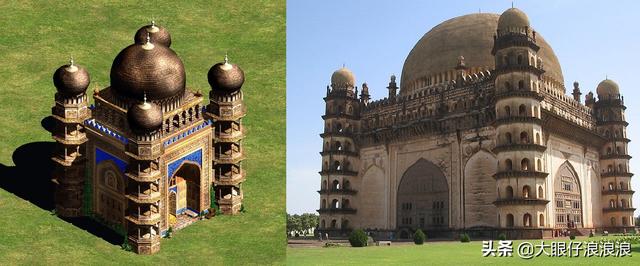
[317,8,635,239]
[50,22,247,254]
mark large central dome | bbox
[400,13,563,95]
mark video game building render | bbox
[51,22,247,254]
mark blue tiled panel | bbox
[163,120,212,147]
[95,148,127,173]
[166,148,202,180]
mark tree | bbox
[414,229,426,245]
[287,213,319,236]
[349,229,368,247]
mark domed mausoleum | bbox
[50,23,248,254]
[317,8,635,239]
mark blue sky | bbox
[286,0,640,217]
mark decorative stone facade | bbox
[317,8,635,239]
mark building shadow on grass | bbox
[0,116,122,246]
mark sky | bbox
[286,0,640,217]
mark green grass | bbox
[287,237,640,265]
[0,0,285,264]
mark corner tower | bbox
[594,79,636,230]
[205,55,247,215]
[318,67,360,236]
[51,59,91,217]
[491,8,549,233]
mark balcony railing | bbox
[493,170,548,180]
[318,188,357,195]
[494,198,549,206]
[317,208,357,214]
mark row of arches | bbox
[163,104,202,133]
[605,181,631,191]
[324,140,353,152]
[501,185,544,199]
[325,121,353,134]
[323,160,353,172]
[604,163,628,173]
[610,216,634,226]
[321,179,352,190]
[320,198,351,209]
[500,131,542,145]
[500,104,540,119]
[608,198,632,208]
[320,219,350,229]
[503,213,543,227]
[326,103,354,116]
[502,158,543,172]
[605,145,627,155]
[603,129,626,139]
[498,51,539,69]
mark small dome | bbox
[497,8,530,31]
[127,100,163,133]
[53,60,90,96]
[596,79,620,97]
[110,41,185,100]
[134,21,171,47]
[331,67,355,89]
[207,56,245,93]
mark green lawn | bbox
[287,237,640,265]
[0,0,285,265]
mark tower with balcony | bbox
[51,59,92,217]
[318,67,360,236]
[491,8,549,235]
[594,79,635,231]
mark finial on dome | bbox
[143,91,147,103]
[66,56,78,72]
[151,20,156,27]
[69,56,74,66]
[224,53,229,64]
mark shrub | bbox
[121,234,132,251]
[349,229,368,247]
[569,235,576,240]
[460,233,471,243]
[589,231,594,238]
[165,227,173,239]
[414,229,426,245]
[240,204,246,213]
[497,233,507,241]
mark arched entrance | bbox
[95,160,126,227]
[554,162,583,228]
[397,159,449,231]
[168,162,201,218]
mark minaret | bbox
[387,75,398,100]
[360,83,370,105]
[318,66,359,236]
[594,79,635,230]
[51,58,91,217]
[455,55,468,85]
[491,8,549,230]
[205,55,247,215]
[124,96,163,254]
[572,81,582,103]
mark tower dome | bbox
[497,8,530,31]
[134,21,172,47]
[207,55,245,93]
[596,79,620,97]
[331,67,355,89]
[53,59,90,96]
[110,37,185,101]
[127,98,163,133]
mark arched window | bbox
[536,159,542,171]
[610,217,616,226]
[608,182,614,191]
[321,220,325,228]
[322,180,327,189]
[535,133,541,144]
[321,199,326,209]
[520,131,529,143]
[539,214,544,227]
[342,219,350,229]
[506,214,514,227]
[332,180,340,190]
[619,164,625,173]
[331,199,339,209]
[523,213,532,227]
[538,186,544,198]
[335,141,342,151]
[523,185,531,198]
[342,199,350,208]
[506,186,514,199]
[505,159,513,171]
[609,199,616,208]
[505,82,511,91]
[504,106,511,117]
[517,55,523,65]
[606,147,612,155]
[518,80,524,90]
[620,181,625,190]
[344,180,351,189]
[521,158,530,171]
[334,161,341,171]
[331,219,337,228]
[621,199,628,208]
[622,217,629,226]
[505,133,513,144]
[519,104,526,116]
